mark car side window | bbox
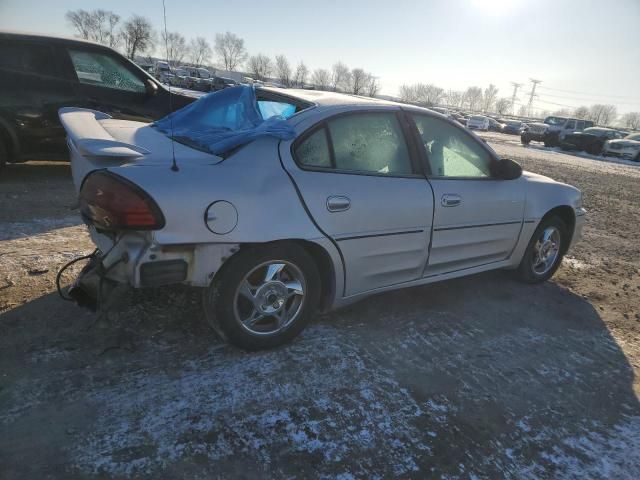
[295,128,332,168]
[68,49,146,93]
[566,120,576,129]
[0,40,57,77]
[327,113,413,175]
[411,114,492,178]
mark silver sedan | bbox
[59,87,585,350]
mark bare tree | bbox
[399,84,418,104]
[621,112,640,130]
[416,84,444,106]
[65,9,120,47]
[66,9,93,40]
[275,55,292,87]
[553,108,573,117]
[247,54,272,81]
[293,61,309,87]
[312,68,330,90]
[120,15,154,60]
[482,84,499,113]
[161,31,187,66]
[365,74,379,97]
[331,62,350,92]
[444,89,464,108]
[465,86,483,111]
[495,98,511,115]
[349,68,368,95]
[187,37,212,67]
[517,104,528,117]
[574,106,590,119]
[589,104,617,126]
[214,32,247,71]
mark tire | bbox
[521,136,530,145]
[203,243,321,350]
[586,143,601,155]
[635,152,640,162]
[516,216,568,284]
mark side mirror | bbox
[145,79,159,97]
[492,158,522,180]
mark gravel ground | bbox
[1,137,639,479]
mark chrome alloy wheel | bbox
[532,226,561,275]
[233,261,305,335]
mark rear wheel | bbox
[203,243,320,350]
[516,216,568,283]
[586,143,601,155]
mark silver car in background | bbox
[59,88,585,350]
[603,132,640,161]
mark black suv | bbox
[0,31,196,167]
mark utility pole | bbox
[510,82,522,115]
[528,79,542,117]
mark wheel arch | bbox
[215,239,337,313]
[540,205,575,253]
[0,116,20,161]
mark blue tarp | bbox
[153,86,296,155]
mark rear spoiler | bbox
[58,108,150,158]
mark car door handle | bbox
[441,194,462,207]
[326,196,351,212]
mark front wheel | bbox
[516,216,568,283]
[521,136,530,145]
[203,243,320,350]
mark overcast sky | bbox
[1,0,639,113]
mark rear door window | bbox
[0,40,57,77]
[328,112,413,175]
[68,49,146,93]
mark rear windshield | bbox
[153,85,312,156]
[470,116,486,121]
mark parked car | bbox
[169,67,190,88]
[0,31,196,167]
[488,118,505,132]
[154,60,172,84]
[560,127,624,155]
[453,114,467,126]
[521,116,594,147]
[602,132,640,161]
[467,115,490,131]
[502,120,526,135]
[59,86,585,350]
[183,67,214,91]
[212,76,238,91]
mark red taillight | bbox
[79,171,165,230]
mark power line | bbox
[538,85,640,101]
[536,91,640,107]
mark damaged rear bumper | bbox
[64,227,238,310]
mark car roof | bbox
[258,87,401,108]
[0,29,113,50]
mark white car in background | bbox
[467,115,490,131]
[602,132,640,161]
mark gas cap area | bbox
[205,201,238,234]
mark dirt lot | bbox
[1,137,640,479]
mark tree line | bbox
[399,81,637,128]
[65,9,379,96]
